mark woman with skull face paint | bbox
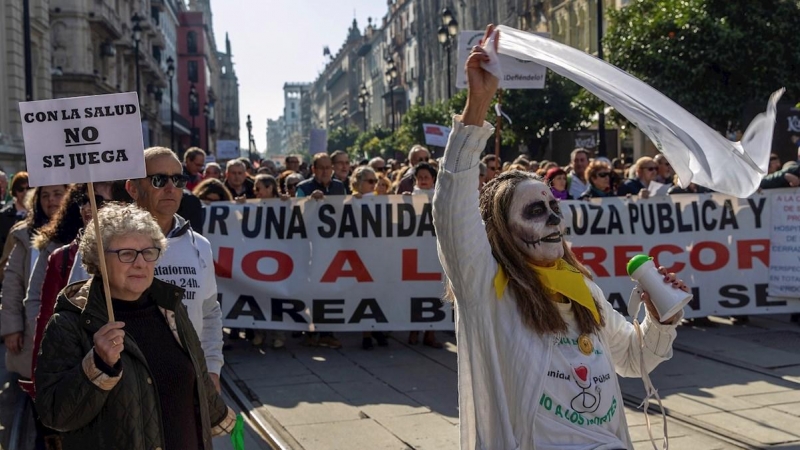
[433,25,689,450]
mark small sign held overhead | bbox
[19,92,146,187]
[422,123,452,148]
[456,30,548,90]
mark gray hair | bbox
[286,173,304,184]
[80,203,167,276]
[226,160,246,172]
[479,162,487,176]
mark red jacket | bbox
[25,240,79,398]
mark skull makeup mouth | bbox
[508,180,566,266]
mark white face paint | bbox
[508,179,565,266]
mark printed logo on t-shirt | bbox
[155,265,200,300]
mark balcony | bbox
[87,3,123,39]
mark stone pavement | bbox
[223,316,800,450]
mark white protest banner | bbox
[19,92,145,186]
[456,30,547,90]
[768,189,800,296]
[204,192,800,331]
[206,195,449,331]
[422,123,452,148]
[216,140,240,160]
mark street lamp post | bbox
[596,0,607,157]
[204,103,211,151]
[189,84,198,146]
[246,114,253,153]
[385,58,398,132]
[166,56,175,151]
[23,0,33,101]
[358,84,370,131]
[341,102,348,128]
[131,13,142,101]
[438,9,459,99]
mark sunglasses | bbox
[418,157,430,162]
[596,172,611,178]
[644,167,658,172]
[76,194,105,207]
[364,179,378,184]
[14,185,30,193]
[147,174,188,189]
[286,183,298,189]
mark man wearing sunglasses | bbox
[69,147,225,391]
[616,156,659,198]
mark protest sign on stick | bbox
[19,92,146,321]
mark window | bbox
[187,31,198,54]
[188,61,198,82]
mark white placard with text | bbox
[456,30,547,90]
[19,92,145,186]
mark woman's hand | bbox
[641,267,689,324]
[3,332,23,354]
[234,196,246,204]
[279,193,291,201]
[462,25,500,126]
[353,192,363,199]
[93,322,126,367]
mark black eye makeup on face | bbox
[549,200,562,215]
[522,201,547,220]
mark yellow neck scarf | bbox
[493,259,600,324]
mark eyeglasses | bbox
[364,179,378,184]
[14,185,30,193]
[418,157,430,162]
[147,173,188,189]
[76,194,105,208]
[105,247,161,263]
[644,167,658,172]
[596,172,611,178]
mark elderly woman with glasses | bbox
[579,160,617,199]
[35,203,234,450]
[616,156,659,198]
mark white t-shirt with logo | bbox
[534,302,625,450]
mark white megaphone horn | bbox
[627,255,692,321]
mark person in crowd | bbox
[567,148,591,199]
[387,158,399,173]
[580,160,617,199]
[545,167,571,200]
[203,162,223,180]
[260,159,279,176]
[35,203,235,450]
[0,184,67,379]
[617,156,659,198]
[236,157,256,177]
[481,154,501,182]
[277,169,296,195]
[507,163,529,173]
[654,154,675,185]
[0,172,31,251]
[193,178,234,203]
[69,147,225,390]
[667,174,713,195]
[183,147,206,191]
[479,162,488,190]
[224,159,256,200]
[348,167,391,350]
[375,174,392,195]
[285,173,304,198]
[296,153,346,199]
[435,30,687,449]
[350,166,378,199]
[0,171,7,204]
[285,154,301,173]
[29,184,117,398]
[768,153,782,175]
[330,150,352,195]
[177,189,204,234]
[397,145,432,193]
[253,174,283,200]
[405,161,442,349]
[369,157,387,174]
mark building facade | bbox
[0,0,52,171]
[217,33,239,145]
[282,82,311,155]
[266,117,284,155]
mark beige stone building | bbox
[0,0,52,172]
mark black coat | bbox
[35,277,233,450]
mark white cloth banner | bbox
[206,192,800,331]
[487,26,782,199]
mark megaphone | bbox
[626,255,692,321]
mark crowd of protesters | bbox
[0,138,797,448]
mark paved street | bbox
[220,314,800,450]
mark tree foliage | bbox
[327,125,360,157]
[605,0,800,132]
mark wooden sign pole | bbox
[494,88,503,160]
[87,182,114,322]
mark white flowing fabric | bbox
[486,26,783,198]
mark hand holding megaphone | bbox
[627,255,692,324]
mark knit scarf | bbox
[494,259,600,324]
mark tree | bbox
[327,125,360,157]
[605,0,800,132]
[394,101,452,154]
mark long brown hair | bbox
[448,170,604,336]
